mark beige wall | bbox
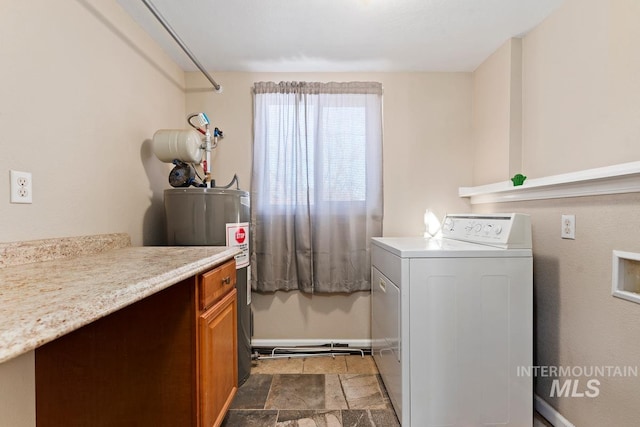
[0,353,35,427]
[472,0,640,425]
[0,0,186,425]
[522,0,640,178]
[0,0,186,247]
[186,71,473,341]
[472,38,523,185]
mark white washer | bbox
[371,213,533,427]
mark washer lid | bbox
[371,237,532,258]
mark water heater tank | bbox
[164,188,252,386]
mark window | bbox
[264,104,367,205]
[251,81,383,293]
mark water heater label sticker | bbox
[226,222,250,269]
[240,196,250,207]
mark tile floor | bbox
[222,355,398,427]
[222,354,553,427]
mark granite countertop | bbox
[0,244,239,364]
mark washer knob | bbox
[443,218,455,231]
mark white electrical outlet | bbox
[10,170,32,204]
[561,214,575,239]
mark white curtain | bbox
[251,81,383,293]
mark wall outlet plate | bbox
[10,170,32,204]
[561,214,575,239]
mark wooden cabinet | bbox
[196,261,238,427]
[198,289,237,427]
[35,258,239,427]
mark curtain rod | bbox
[141,0,221,91]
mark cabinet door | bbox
[198,288,238,427]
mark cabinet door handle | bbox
[222,276,232,285]
[379,279,386,292]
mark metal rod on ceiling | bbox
[141,0,221,91]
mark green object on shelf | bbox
[511,173,527,186]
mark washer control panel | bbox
[441,213,532,249]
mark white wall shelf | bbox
[459,161,640,204]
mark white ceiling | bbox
[117,0,563,73]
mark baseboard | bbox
[251,338,371,350]
[535,394,575,427]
